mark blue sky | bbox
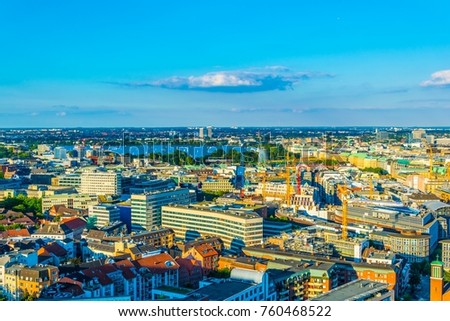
[1,1,450,127]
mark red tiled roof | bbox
[135,253,179,274]
[61,217,86,231]
[194,244,218,258]
[82,268,113,286]
[43,242,68,257]
[98,264,118,274]
[120,267,136,280]
[114,259,135,269]
[2,229,30,238]
[60,283,85,297]
[59,277,83,287]
[176,258,202,274]
[14,217,35,224]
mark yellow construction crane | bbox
[286,151,291,206]
[256,170,267,202]
[429,145,434,179]
[369,179,374,200]
[337,184,350,240]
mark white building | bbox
[89,204,121,228]
[131,188,192,231]
[80,170,122,195]
[42,193,99,211]
[162,204,263,252]
[192,268,276,301]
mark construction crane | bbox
[255,170,267,202]
[429,144,434,179]
[337,184,350,240]
[286,151,291,206]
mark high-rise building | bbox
[199,127,204,139]
[53,147,67,160]
[411,128,426,140]
[74,144,86,159]
[89,204,120,228]
[376,131,389,141]
[207,126,213,138]
[54,174,82,188]
[161,204,263,252]
[131,188,192,231]
[234,165,246,189]
[80,170,122,195]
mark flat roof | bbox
[312,279,388,301]
[163,204,261,220]
[190,281,253,300]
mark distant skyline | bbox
[1,1,450,127]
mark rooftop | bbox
[189,280,253,300]
[312,279,389,301]
[163,204,261,220]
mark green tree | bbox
[409,262,426,292]
[210,268,231,278]
[86,216,97,229]
[0,195,42,216]
[362,167,388,175]
[21,290,36,301]
[12,204,26,213]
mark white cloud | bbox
[56,111,67,117]
[421,70,450,87]
[118,66,333,93]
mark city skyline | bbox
[1,1,450,127]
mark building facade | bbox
[80,170,122,195]
[162,204,263,252]
[89,204,121,228]
[131,188,191,231]
[42,193,99,211]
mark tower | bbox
[207,126,213,139]
[430,256,444,301]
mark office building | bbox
[199,127,204,139]
[89,204,121,228]
[207,126,213,138]
[370,231,430,263]
[80,170,122,195]
[55,174,81,187]
[53,147,67,160]
[201,178,234,192]
[131,188,191,231]
[411,129,426,140]
[161,204,263,252]
[42,193,99,211]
